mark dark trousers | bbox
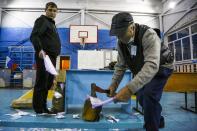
[33,54,56,113]
[137,67,173,131]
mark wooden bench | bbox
[134,73,197,114]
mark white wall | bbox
[0,10,160,29]
[0,0,162,29]
[162,0,197,43]
[1,0,195,40]
[0,0,162,13]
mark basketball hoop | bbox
[80,37,86,48]
[70,25,98,48]
[79,31,88,48]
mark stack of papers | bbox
[43,55,58,75]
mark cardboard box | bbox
[56,70,66,82]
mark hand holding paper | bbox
[42,50,58,76]
[114,86,132,102]
[88,95,115,108]
[39,50,46,59]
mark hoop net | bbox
[80,37,86,48]
[79,31,88,48]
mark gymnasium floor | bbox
[0,88,196,131]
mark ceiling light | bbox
[169,1,176,9]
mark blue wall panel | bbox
[0,28,32,42]
[0,27,117,69]
[65,70,131,105]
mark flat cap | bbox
[110,12,134,36]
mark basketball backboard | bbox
[70,25,98,44]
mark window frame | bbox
[167,22,197,64]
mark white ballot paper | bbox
[88,95,115,108]
[43,54,58,75]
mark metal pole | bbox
[164,1,197,35]
[2,9,32,27]
[185,92,188,109]
[159,15,163,33]
[0,8,2,27]
[162,0,185,15]
[195,92,197,113]
[56,12,80,26]
[86,12,110,28]
[81,9,85,25]
[1,7,160,16]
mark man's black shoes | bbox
[43,108,56,114]
[143,116,165,129]
[159,116,165,128]
[35,108,56,114]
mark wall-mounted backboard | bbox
[70,25,98,44]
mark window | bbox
[174,40,182,61]
[168,42,174,56]
[168,33,177,42]
[192,34,197,59]
[177,28,189,38]
[182,37,191,60]
[191,24,197,34]
[168,23,197,63]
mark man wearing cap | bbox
[107,12,173,131]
